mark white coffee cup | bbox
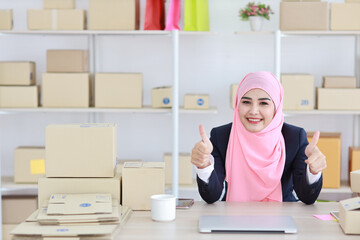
[151,194,176,222]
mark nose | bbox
[249,104,259,115]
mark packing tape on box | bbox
[52,9,57,30]
[30,159,45,175]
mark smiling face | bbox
[238,88,276,132]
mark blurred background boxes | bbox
[95,73,142,108]
[230,84,238,109]
[281,74,314,110]
[151,86,172,108]
[307,132,341,188]
[164,153,193,185]
[2,196,37,224]
[43,0,75,9]
[331,3,360,30]
[322,76,357,88]
[0,9,13,30]
[317,88,360,110]
[350,170,360,193]
[46,50,89,73]
[349,147,360,174]
[88,0,140,30]
[2,224,17,240]
[0,86,38,108]
[41,73,89,107]
[0,62,35,85]
[184,94,209,110]
[14,146,45,183]
[45,123,117,178]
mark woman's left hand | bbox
[304,131,327,175]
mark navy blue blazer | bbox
[197,122,322,204]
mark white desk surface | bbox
[116,201,359,239]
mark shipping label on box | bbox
[95,73,143,108]
[47,50,89,73]
[43,0,75,9]
[0,10,13,30]
[331,3,360,30]
[164,153,193,185]
[184,94,209,110]
[2,196,38,224]
[281,74,314,110]
[230,84,238,109]
[323,76,357,88]
[0,86,38,108]
[151,86,172,108]
[0,62,35,85]
[317,88,360,110]
[351,170,360,193]
[339,197,360,234]
[14,146,45,183]
[307,132,341,188]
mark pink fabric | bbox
[164,0,181,30]
[225,71,285,202]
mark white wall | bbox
[0,0,357,183]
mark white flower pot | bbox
[249,16,264,32]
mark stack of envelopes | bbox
[11,193,132,239]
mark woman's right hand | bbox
[191,124,213,169]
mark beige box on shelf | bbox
[280,2,329,30]
[2,224,17,240]
[0,86,38,108]
[164,153,193,185]
[95,73,143,108]
[42,73,89,108]
[89,0,140,30]
[339,197,360,234]
[317,88,360,110]
[2,196,37,224]
[350,170,360,193]
[0,10,13,30]
[47,50,89,73]
[14,146,45,183]
[122,162,165,210]
[230,84,238,109]
[307,132,341,188]
[27,9,85,30]
[0,62,35,86]
[43,0,75,9]
[349,147,360,173]
[184,94,209,110]
[45,123,117,178]
[281,74,314,110]
[38,165,121,207]
[323,76,357,88]
[151,86,172,108]
[331,3,360,30]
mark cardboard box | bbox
[95,73,143,108]
[184,94,209,110]
[0,86,38,108]
[351,170,360,193]
[349,147,360,173]
[164,153,193,185]
[43,0,75,9]
[27,9,85,30]
[42,73,89,108]
[89,0,140,30]
[45,123,117,177]
[317,88,360,110]
[151,87,172,108]
[2,196,37,224]
[122,162,165,210]
[339,197,360,234]
[46,50,89,73]
[307,132,341,188]
[38,166,121,207]
[230,84,238,109]
[280,2,329,30]
[0,10,13,30]
[323,76,357,88]
[331,3,360,30]
[2,224,17,240]
[346,0,360,2]
[0,62,35,85]
[14,146,45,183]
[281,74,314,110]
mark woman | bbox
[191,71,326,204]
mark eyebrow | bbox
[241,97,272,101]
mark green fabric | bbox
[184,0,209,31]
[184,0,197,31]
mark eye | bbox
[241,100,251,104]
[260,101,269,105]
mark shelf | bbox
[281,30,360,36]
[284,110,360,116]
[234,31,274,35]
[1,177,37,196]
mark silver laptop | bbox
[198,215,297,234]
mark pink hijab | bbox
[225,71,285,202]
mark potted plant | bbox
[239,2,274,31]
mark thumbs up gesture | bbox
[191,125,213,169]
[305,131,327,175]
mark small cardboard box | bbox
[46,50,89,73]
[2,196,37,224]
[307,132,341,188]
[89,0,140,30]
[0,62,35,86]
[45,123,117,177]
[2,224,17,240]
[95,73,143,108]
[349,147,360,173]
[281,74,314,110]
[38,166,121,208]
[323,76,357,88]
[14,146,45,183]
[350,170,360,193]
[331,3,360,30]
[0,10,13,30]
[317,88,360,110]
[164,153,193,185]
[122,162,165,210]
[280,2,329,30]
[41,73,89,108]
[339,197,360,234]
[230,84,239,109]
[27,9,85,30]
[43,0,75,9]
[0,86,38,108]
[184,94,209,110]
[151,87,172,108]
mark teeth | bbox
[248,118,261,122]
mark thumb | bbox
[306,131,320,157]
[199,124,210,143]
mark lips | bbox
[247,118,262,123]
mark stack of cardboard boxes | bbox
[0,9,12,30]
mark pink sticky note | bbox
[313,215,335,221]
